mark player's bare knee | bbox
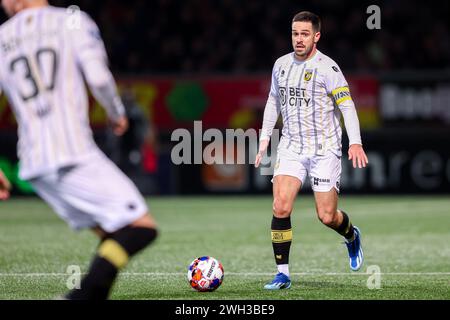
[131,213,157,229]
[318,214,334,226]
[273,199,292,218]
[317,208,338,227]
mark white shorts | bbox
[29,153,148,233]
[273,146,341,192]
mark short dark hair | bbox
[292,11,321,32]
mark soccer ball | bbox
[187,256,224,292]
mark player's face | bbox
[1,0,22,17]
[292,21,320,60]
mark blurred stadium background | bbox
[0,0,450,195]
[0,0,449,299]
[2,0,450,196]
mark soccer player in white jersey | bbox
[255,11,368,290]
[0,0,158,299]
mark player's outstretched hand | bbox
[255,139,270,168]
[111,116,129,136]
[348,144,369,169]
[0,170,11,200]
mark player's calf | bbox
[66,225,158,300]
[334,210,355,241]
[266,215,292,286]
[320,209,363,271]
[317,209,355,241]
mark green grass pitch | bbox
[0,195,449,300]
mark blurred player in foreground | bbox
[255,11,368,289]
[0,0,158,299]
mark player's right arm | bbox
[255,63,281,168]
[71,12,127,136]
[0,169,11,200]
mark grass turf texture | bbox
[0,196,449,300]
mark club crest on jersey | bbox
[304,69,313,81]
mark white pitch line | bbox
[124,272,450,276]
[0,272,449,276]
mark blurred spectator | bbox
[141,115,159,177]
[106,88,159,194]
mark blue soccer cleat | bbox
[264,272,291,290]
[345,226,364,271]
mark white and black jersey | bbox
[0,6,124,179]
[260,50,362,157]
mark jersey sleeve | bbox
[69,12,125,120]
[324,63,362,146]
[260,62,281,142]
[324,63,351,104]
[71,12,108,66]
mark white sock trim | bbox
[277,264,290,277]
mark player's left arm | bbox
[326,65,368,169]
[71,12,127,136]
[338,97,368,168]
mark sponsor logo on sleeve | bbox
[331,86,352,105]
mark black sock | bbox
[66,256,118,300]
[66,226,157,300]
[336,211,355,241]
[271,216,292,265]
[109,226,158,256]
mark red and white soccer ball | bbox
[187,256,224,292]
